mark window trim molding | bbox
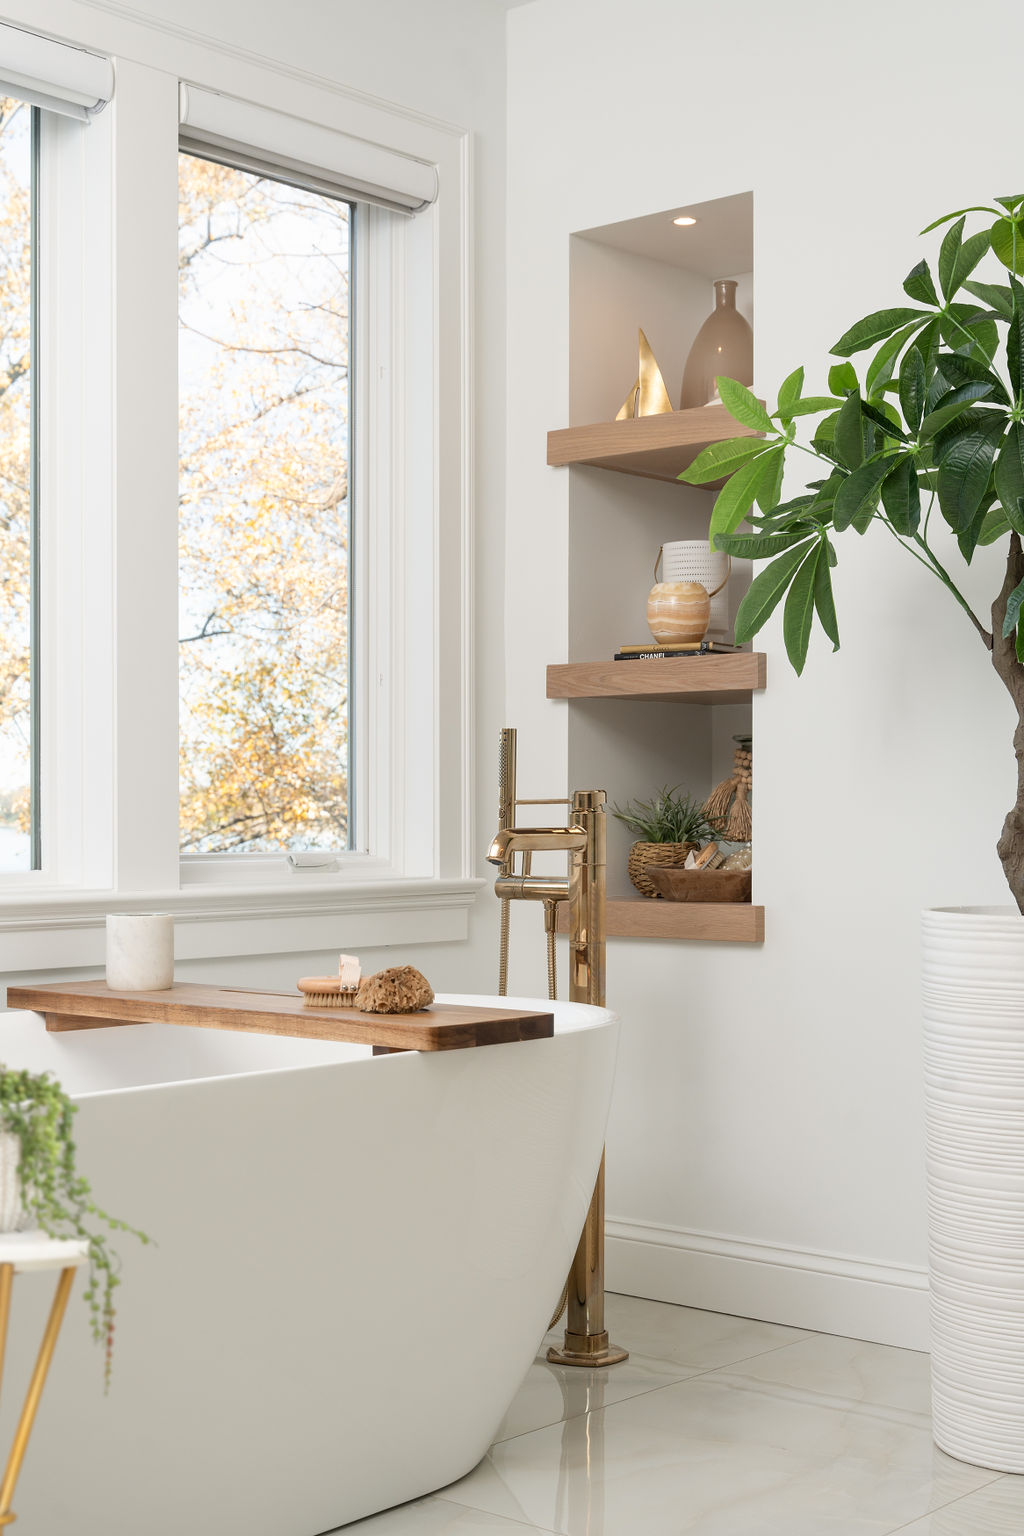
[0,0,478,958]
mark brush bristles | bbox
[301,989,359,1008]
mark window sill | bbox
[0,877,486,972]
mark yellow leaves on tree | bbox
[178,153,351,853]
[0,100,32,842]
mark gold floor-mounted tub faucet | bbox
[487,728,627,1368]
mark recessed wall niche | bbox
[564,191,756,908]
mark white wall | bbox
[507,0,1021,1347]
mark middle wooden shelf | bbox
[547,652,765,705]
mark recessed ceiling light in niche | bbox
[673,216,697,226]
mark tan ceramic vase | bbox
[646,581,711,645]
[679,278,753,409]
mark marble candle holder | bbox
[105,913,174,991]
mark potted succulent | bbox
[611,785,718,898]
[679,195,1024,1474]
[0,1066,149,1388]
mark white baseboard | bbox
[606,1217,930,1352]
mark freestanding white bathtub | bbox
[0,993,618,1535]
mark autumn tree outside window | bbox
[178,152,353,856]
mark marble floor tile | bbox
[340,1494,557,1534]
[441,1372,996,1535]
[716,1330,932,1415]
[597,1290,811,1371]
[894,1474,1024,1534]
[495,1353,697,1442]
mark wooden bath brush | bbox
[298,953,362,1007]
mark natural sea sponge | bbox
[355,965,434,1014]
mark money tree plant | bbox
[679,197,1024,910]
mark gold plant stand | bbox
[0,1233,88,1527]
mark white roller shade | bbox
[179,85,437,215]
[0,22,112,120]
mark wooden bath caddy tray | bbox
[5,982,555,1053]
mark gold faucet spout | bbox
[486,826,588,867]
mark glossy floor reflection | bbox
[343,1294,1022,1535]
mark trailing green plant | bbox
[0,1066,150,1390]
[678,196,1024,911]
[611,785,718,844]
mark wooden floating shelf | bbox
[546,404,761,484]
[547,653,766,705]
[558,899,764,944]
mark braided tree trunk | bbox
[993,535,1024,913]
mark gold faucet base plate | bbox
[546,1340,629,1369]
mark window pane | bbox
[178,153,351,854]
[0,101,36,873]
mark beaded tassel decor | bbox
[703,734,752,843]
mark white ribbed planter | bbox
[923,906,1024,1472]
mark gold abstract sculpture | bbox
[615,328,674,419]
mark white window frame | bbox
[0,3,480,969]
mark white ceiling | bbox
[575,191,753,278]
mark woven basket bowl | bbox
[627,841,699,899]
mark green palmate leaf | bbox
[1007,279,1024,394]
[996,195,1024,213]
[920,205,999,234]
[861,399,910,443]
[828,361,859,396]
[994,422,1024,531]
[898,346,927,433]
[714,528,817,559]
[941,308,1000,365]
[880,456,921,536]
[1018,622,1024,664]
[755,446,786,513]
[914,316,942,374]
[785,395,844,416]
[677,436,768,484]
[834,390,866,469]
[812,546,840,649]
[833,454,897,531]
[824,535,838,567]
[865,321,924,398]
[950,229,992,297]
[1002,576,1024,639]
[775,366,804,421]
[716,376,774,433]
[978,508,1011,544]
[991,216,1024,274]
[919,381,995,440]
[938,217,967,300]
[708,448,783,541]
[903,259,938,307]
[782,544,820,676]
[733,538,817,645]
[832,308,929,358]
[958,494,996,564]
[934,350,1011,407]
[964,279,1014,320]
[936,415,1005,532]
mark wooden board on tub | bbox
[4,981,556,1052]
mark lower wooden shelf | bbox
[558,898,764,943]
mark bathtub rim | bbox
[0,992,618,1101]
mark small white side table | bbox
[0,1232,88,1527]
